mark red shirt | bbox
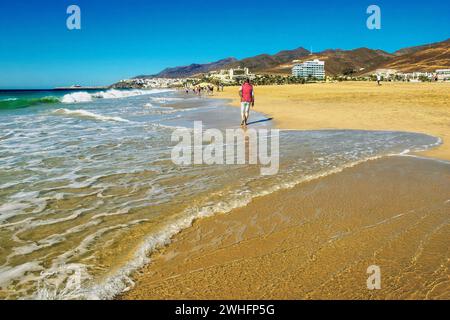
[241,83,254,102]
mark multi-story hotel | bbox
[292,59,325,79]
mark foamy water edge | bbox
[34,133,443,300]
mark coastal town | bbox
[113,58,450,89]
[109,39,450,89]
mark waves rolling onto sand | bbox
[0,88,445,299]
[0,89,172,110]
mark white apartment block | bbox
[376,69,449,82]
[436,69,450,81]
[292,59,325,79]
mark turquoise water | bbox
[0,89,442,299]
[0,91,64,110]
[0,89,151,110]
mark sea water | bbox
[0,89,441,299]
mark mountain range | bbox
[141,38,450,78]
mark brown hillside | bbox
[379,39,450,72]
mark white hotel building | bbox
[292,59,325,80]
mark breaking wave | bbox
[61,89,173,104]
[0,89,174,109]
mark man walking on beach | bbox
[239,78,255,126]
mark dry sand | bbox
[217,82,450,160]
[121,82,450,300]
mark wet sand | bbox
[121,156,450,300]
[121,82,450,300]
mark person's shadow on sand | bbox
[246,118,273,126]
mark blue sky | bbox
[0,0,449,89]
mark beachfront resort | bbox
[292,59,326,80]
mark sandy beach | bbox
[121,82,450,300]
[215,82,450,160]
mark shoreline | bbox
[121,155,450,300]
[120,82,450,300]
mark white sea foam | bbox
[52,109,130,123]
[0,202,31,223]
[61,89,173,104]
[61,154,393,300]
[150,97,182,104]
[61,92,93,103]
[33,219,149,300]
[153,122,188,130]
[2,94,444,301]
[92,89,146,99]
[4,137,442,299]
[71,133,442,300]
[0,262,43,290]
[144,102,175,112]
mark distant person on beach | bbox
[239,78,255,126]
[377,74,382,86]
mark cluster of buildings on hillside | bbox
[374,68,450,82]
[115,78,187,89]
[116,60,449,88]
[208,67,256,83]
